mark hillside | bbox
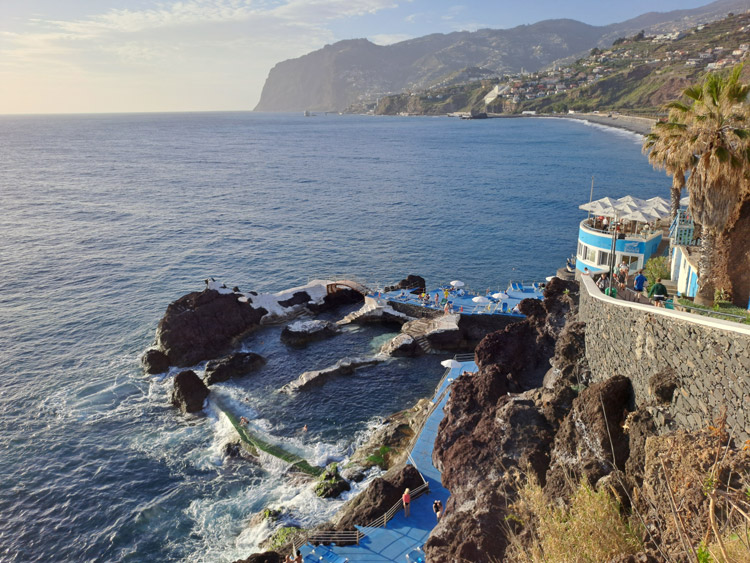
[254,0,749,112]
[370,11,750,116]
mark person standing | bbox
[432,499,443,521]
[402,488,411,517]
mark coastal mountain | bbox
[254,0,749,112]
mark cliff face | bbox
[254,0,749,112]
[254,21,603,112]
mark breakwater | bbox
[579,275,750,442]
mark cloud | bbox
[0,0,403,112]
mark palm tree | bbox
[643,119,694,223]
[643,65,750,306]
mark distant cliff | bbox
[254,0,749,112]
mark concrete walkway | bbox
[299,361,477,562]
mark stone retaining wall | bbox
[579,276,750,443]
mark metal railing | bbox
[289,354,475,556]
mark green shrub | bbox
[644,256,670,290]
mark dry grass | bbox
[506,476,643,563]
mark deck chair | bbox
[501,302,509,313]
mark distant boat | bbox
[303,110,313,117]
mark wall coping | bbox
[580,275,750,336]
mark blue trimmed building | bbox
[575,219,662,274]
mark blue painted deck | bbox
[299,362,477,563]
[375,283,542,316]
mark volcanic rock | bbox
[280,320,340,347]
[307,287,364,313]
[280,356,383,393]
[332,465,423,531]
[203,352,266,385]
[141,348,170,374]
[544,375,633,500]
[649,367,679,404]
[156,289,267,367]
[314,463,351,499]
[171,370,209,413]
[232,552,281,563]
[384,274,425,294]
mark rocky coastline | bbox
[146,274,749,562]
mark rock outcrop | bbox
[141,348,170,374]
[384,274,425,294]
[171,370,210,413]
[203,352,266,385]
[314,463,351,499]
[156,289,267,368]
[279,357,383,393]
[280,320,340,347]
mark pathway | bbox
[299,360,477,562]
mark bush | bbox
[506,477,642,562]
[644,256,669,291]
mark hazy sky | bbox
[0,0,718,114]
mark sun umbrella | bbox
[621,209,661,223]
[618,195,648,206]
[491,292,508,300]
[680,195,690,207]
[450,280,465,288]
[440,359,462,369]
[472,296,490,304]
[640,204,669,219]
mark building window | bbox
[586,247,597,263]
[597,250,610,266]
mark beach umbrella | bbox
[640,204,669,219]
[621,209,661,223]
[491,292,508,300]
[579,200,616,216]
[450,280,465,288]
[440,359,462,369]
[472,296,490,304]
[680,195,690,207]
[618,195,647,206]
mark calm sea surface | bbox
[0,112,665,562]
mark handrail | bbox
[289,355,475,557]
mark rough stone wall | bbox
[579,276,750,443]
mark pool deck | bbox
[299,361,478,563]
[375,284,542,316]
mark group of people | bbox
[587,264,669,307]
[402,488,444,522]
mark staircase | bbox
[402,318,436,354]
[338,301,378,325]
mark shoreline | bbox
[483,112,655,136]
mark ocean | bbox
[0,112,665,562]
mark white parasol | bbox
[450,280,465,288]
[472,296,490,304]
[440,359,462,369]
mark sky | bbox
[0,0,720,114]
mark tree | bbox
[643,65,750,306]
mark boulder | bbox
[232,552,281,563]
[340,467,365,482]
[203,352,266,385]
[544,375,632,500]
[280,320,340,347]
[156,289,267,367]
[277,291,311,308]
[332,465,423,531]
[314,463,351,499]
[171,370,209,413]
[384,274,425,294]
[141,348,170,374]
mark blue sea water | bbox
[0,112,666,562]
